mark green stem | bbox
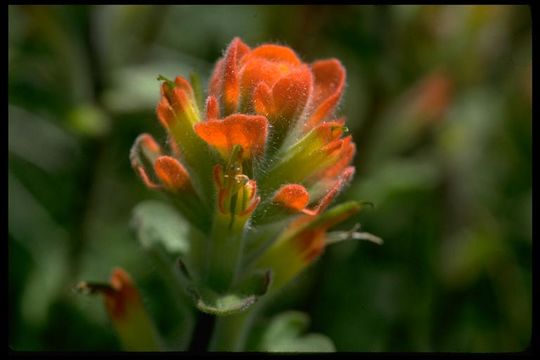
[208,307,256,351]
[208,290,276,351]
[206,212,246,293]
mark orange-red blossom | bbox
[131,37,360,292]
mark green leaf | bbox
[131,200,190,256]
[259,311,336,352]
[194,291,258,316]
[176,259,272,316]
[189,71,204,110]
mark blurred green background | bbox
[8,5,531,351]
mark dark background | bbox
[8,5,532,351]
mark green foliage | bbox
[131,200,191,256]
[258,311,335,352]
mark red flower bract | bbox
[130,37,363,295]
[194,114,268,160]
[208,38,345,129]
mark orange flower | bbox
[208,38,345,134]
[128,37,368,297]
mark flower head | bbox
[129,37,365,297]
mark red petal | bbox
[239,60,287,99]
[230,37,251,60]
[175,76,195,98]
[313,120,346,144]
[321,137,346,156]
[209,59,224,98]
[171,87,192,114]
[322,137,356,179]
[154,156,191,192]
[135,166,161,189]
[156,97,174,128]
[130,134,163,190]
[208,38,250,101]
[194,114,269,159]
[306,59,346,128]
[222,38,251,114]
[244,44,301,65]
[253,82,273,116]
[205,95,219,120]
[311,166,355,214]
[135,133,161,159]
[273,184,310,212]
[271,65,313,122]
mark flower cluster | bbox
[130,37,363,303]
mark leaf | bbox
[194,291,258,316]
[270,334,336,353]
[176,259,272,316]
[131,200,190,256]
[259,311,336,352]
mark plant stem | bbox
[206,212,246,293]
[208,307,256,352]
[189,311,215,352]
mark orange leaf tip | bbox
[273,184,310,212]
[306,59,346,128]
[154,156,192,192]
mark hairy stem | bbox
[205,212,246,293]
